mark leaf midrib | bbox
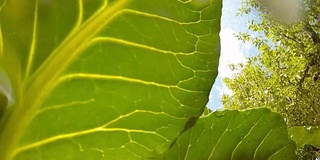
[0,1,132,159]
[26,0,131,112]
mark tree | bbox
[222,0,320,127]
[222,0,320,159]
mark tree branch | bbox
[304,24,320,44]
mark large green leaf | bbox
[289,126,320,148]
[0,0,221,159]
[160,108,298,160]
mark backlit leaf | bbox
[289,126,320,148]
[0,0,221,159]
[160,108,298,160]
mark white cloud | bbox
[207,0,255,110]
[213,29,247,96]
[208,28,249,109]
[218,29,246,78]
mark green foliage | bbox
[222,0,320,158]
[160,108,297,160]
[297,145,320,160]
[223,0,320,126]
[0,0,221,159]
[289,127,320,159]
[289,126,320,149]
[0,0,299,160]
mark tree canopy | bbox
[222,0,320,126]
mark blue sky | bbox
[207,0,258,110]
